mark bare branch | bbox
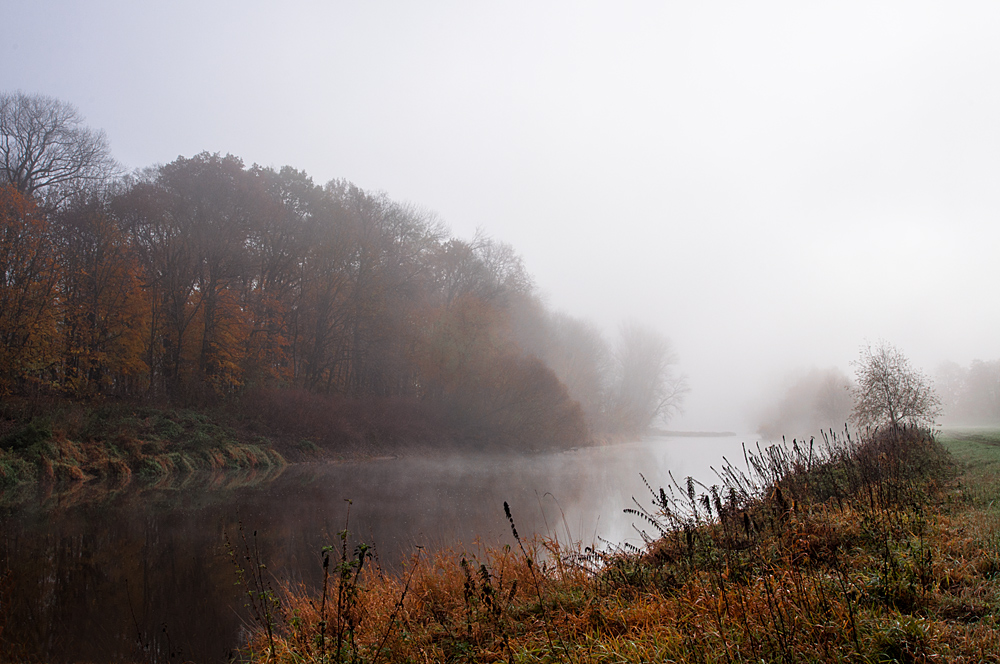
[0,91,119,205]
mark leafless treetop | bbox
[0,91,118,202]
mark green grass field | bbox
[940,428,1000,511]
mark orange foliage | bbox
[0,185,60,393]
[57,200,147,395]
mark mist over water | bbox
[1,434,747,663]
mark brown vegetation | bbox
[0,398,285,490]
[238,427,1000,663]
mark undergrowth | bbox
[0,400,284,490]
[240,426,1000,663]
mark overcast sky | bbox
[4,1,999,431]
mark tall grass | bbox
[242,426,1000,663]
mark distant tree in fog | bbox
[851,341,941,429]
[757,367,853,439]
[936,359,1000,425]
[545,313,610,424]
[606,322,687,436]
[935,360,966,415]
[962,360,1000,422]
[429,230,531,309]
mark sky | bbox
[4,1,999,431]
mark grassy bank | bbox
[0,387,599,493]
[0,399,286,490]
[240,427,1000,663]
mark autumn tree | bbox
[113,173,202,392]
[291,186,359,392]
[463,352,588,448]
[326,182,443,397]
[508,300,611,430]
[237,166,313,385]
[542,312,611,427]
[54,194,147,395]
[0,185,61,392]
[0,91,118,203]
[424,233,530,318]
[851,341,941,429]
[156,153,259,392]
[419,232,532,399]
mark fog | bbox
[6,2,999,431]
[753,367,854,441]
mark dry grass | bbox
[0,400,285,492]
[242,427,1000,663]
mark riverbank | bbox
[0,398,290,490]
[0,388,600,494]
[241,427,1000,663]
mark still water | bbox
[0,434,749,662]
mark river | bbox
[0,433,751,663]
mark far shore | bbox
[647,428,738,437]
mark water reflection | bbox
[0,435,747,663]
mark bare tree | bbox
[851,340,941,429]
[0,91,118,202]
[606,322,688,436]
[429,230,532,310]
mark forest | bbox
[0,92,685,462]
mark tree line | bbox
[0,91,685,447]
[754,341,1000,440]
[936,358,1000,426]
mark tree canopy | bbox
[851,341,941,430]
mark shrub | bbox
[0,421,52,452]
